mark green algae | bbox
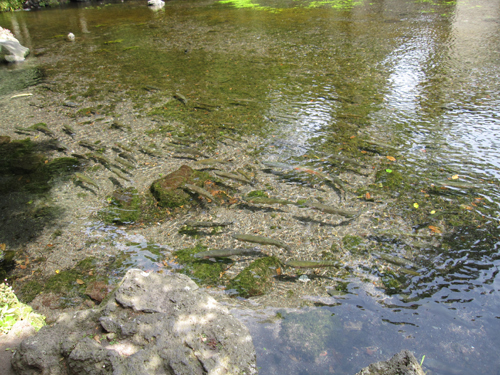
[173,244,232,285]
[226,256,282,298]
[100,187,141,224]
[342,235,365,253]
[150,165,213,209]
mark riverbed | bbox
[1,0,500,374]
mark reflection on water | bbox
[2,0,500,373]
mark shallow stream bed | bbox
[1,0,500,374]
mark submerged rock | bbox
[355,350,425,375]
[12,269,257,375]
[150,164,211,208]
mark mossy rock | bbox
[150,165,212,208]
[226,256,282,298]
[100,187,141,224]
[173,245,231,285]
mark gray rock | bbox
[0,27,29,62]
[355,349,425,375]
[12,269,257,375]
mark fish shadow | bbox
[293,215,354,227]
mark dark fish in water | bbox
[262,161,294,170]
[375,253,414,267]
[74,172,99,189]
[285,260,339,268]
[115,143,134,152]
[243,197,295,206]
[183,183,214,201]
[174,92,188,105]
[433,180,475,189]
[165,144,208,158]
[118,152,136,163]
[114,157,135,169]
[139,146,162,157]
[30,123,55,137]
[79,141,96,150]
[303,201,359,218]
[194,158,228,165]
[233,234,290,251]
[194,247,262,259]
[110,167,131,181]
[213,170,252,184]
[87,153,110,165]
[184,220,234,227]
[62,124,76,137]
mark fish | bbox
[184,220,234,227]
[110,121,128,130]
[110,167,131,181]
[118,152,136,163]
[433,180,475,189]
[173,92,188,105]
[235,168,253,181]
[233,234,290,251]
[285,260,339,268]
[114,157,135,169]
[303,201,359,218]
[213,170,252,184]
[194,247,262,259]
[376,253,414,267]
[139,146,162,157]
[262,161,294,170]
[243,197,295,206]
[14,127,34,134]
[30,123,55,137]
[62,124,76,137]
[78,141,96,150]
[193,158,228,165]
[165,144,208,158]
[115,143,134,152]
[327,154,364,169]
[87,153,110,165]
[74,173,99,189]
[183,183,215,201]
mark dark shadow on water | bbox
[0,137,83,251]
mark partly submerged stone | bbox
[355,349,425,375]
[0,27,30,62]
[100,187,141,224]
[12,269,257,375]
[150,164,211,208]
[227,256,282,298]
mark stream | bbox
[1,0,500,374]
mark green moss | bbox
[226,256,282,298]
[150,165,213,209]
[342,235,364,252]
[20,280,43,303]
[100,187,141,224]
[380,269,404,294]
[247,190,268,198]
[173,244,231,285]
[374,167,405,190]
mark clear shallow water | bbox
[2,0,500,373]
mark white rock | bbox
[0,26,29,62]
[67,32,75,42]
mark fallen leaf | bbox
[413,203,419,209]
[360,150,367,154]
[94,335,101,344]
[429,225,442,233]
[19,265,26,269]
[386,156,396,162]
[0,243,5,251]
[365,192,371,200]
[76,279,85,285]
[451,175,459,180]
[350,135,356,139]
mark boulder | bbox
[150,165,212,208]
[12,269,257,375]
[355,349,425,375]
[0,27,29,63]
